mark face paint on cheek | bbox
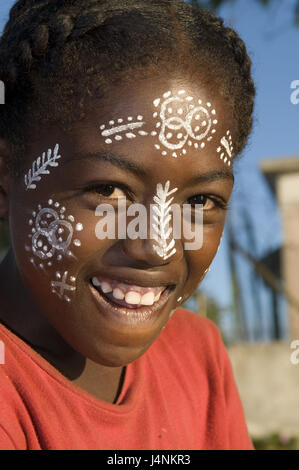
[51,271,76,303]
[216,130,234,166]
[26,199,84,266]
[151,180,178,261]
[25,200,84,303]
[24,144,61,190]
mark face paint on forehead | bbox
[99,90,220,160]
[216,130,234,167]
[24,143,61,190]
[152,180,178,261]
[152,90,217,158]
[100,115,148,144]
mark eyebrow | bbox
[71,151,234,184]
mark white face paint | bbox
[51,271,76,303]
[217,130,234,166]
[99,115,148,143]
[24,143,61,190]
[152,180,178,260]
[99,90,220,160]
[26,199,83,271]
[152,90,217,158]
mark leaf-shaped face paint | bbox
[152,180,178,260]
[216,130,234,166]
[24,143,61,190]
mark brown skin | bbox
[0,75,234,403]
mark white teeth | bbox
[92,277,101,287]
[101,281,113,293]
[113,288,125,300]
[92,276,166,306]
[125,291,142,305]
[140,291,155,305]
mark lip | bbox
[89,280,175,327]
[89,270,177,289]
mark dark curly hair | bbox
[0,0,255,176]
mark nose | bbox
[121,203,184,266]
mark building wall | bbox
[228,341,299,439]
[277,173,299,339]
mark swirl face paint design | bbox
[26,199,84,272]
[152,180,178,260]
[152,90,217,158]
[99,90,220,160]
[24,144,83,304]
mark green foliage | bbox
[252,432,299,450]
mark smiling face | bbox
[6,74,234,367]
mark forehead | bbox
[85,76,235,170]
[27,75,235,185]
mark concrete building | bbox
[260,156,299,339]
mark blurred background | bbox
[0,0,299,450]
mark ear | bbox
[0,138,11,220]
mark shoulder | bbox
[0,325,28,449]
[165,307,224,350]
[156,307,227,371]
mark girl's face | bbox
[8,75,234,367]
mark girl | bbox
[0,0,255,450]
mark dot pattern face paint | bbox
[99,91,222,161]
[99,115,147,143]
[152,180,178,260]
[24,144,61,190]
[216,130,234,166]
[153,90,217,158]
[26,200,84,270]
[51,271,76,303]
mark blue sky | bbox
[199,0,299,340]
[0,0,298,341]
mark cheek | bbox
[10,198,91,303]
[182,225,224,294]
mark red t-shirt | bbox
[0,308,254,450]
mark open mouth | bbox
[89,277,175,326]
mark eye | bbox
[187,194,227,211]
[97,184,126,199]
[86,183,128,200]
